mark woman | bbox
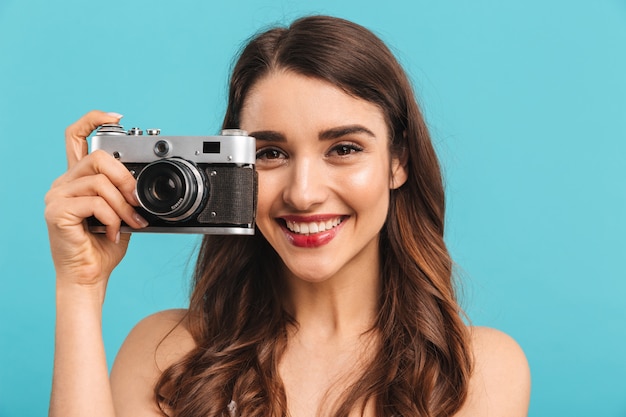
[45,15,530,417]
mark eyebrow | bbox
[319,125,376,141]
[250,124,377,142]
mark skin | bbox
[240,71,408,415]
[45,72,530,417]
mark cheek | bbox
[337,161,390,203]
[254,176,276,239]
[255,172,282,215]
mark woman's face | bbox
[240,71,407,283]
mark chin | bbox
[282,262,340,284]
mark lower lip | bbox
[281,221,344,248]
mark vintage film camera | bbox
[88,123,257,234]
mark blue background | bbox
[1,1,625,416]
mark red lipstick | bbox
[279,215,346,248]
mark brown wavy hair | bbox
[155,15,472,417]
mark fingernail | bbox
[115,231,121,244]
[133,212,149,228]
[133,189,140,206]
[106,112,124,120]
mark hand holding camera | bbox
[44,111,148,293]
[44,111,258,295]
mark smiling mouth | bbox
[284,217,345,235]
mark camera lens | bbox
[152,176,177,201]
[136,158,207,221]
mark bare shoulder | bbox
[454,326,531,417]
[110,309,196,416]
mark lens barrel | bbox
[136,158,207,221]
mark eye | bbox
[256,147,286,161]
[328,143,364,157]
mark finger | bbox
[68,174,148,229]
[48,195,137,244]
[49,174,148,229]
[63,150,139,206]
[75,196,123,243]
[46,194,120,232]
[65,110,124,169]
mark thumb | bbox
[65,110,123,169]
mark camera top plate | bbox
[91,124,256,165]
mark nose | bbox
[282,157,328,211]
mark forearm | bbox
[49,282,116,417]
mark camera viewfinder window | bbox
[203,141,221,154]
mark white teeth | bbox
[285,218,343,235]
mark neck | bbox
[281,255,381,343]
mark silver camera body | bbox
[88,123,256,235]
